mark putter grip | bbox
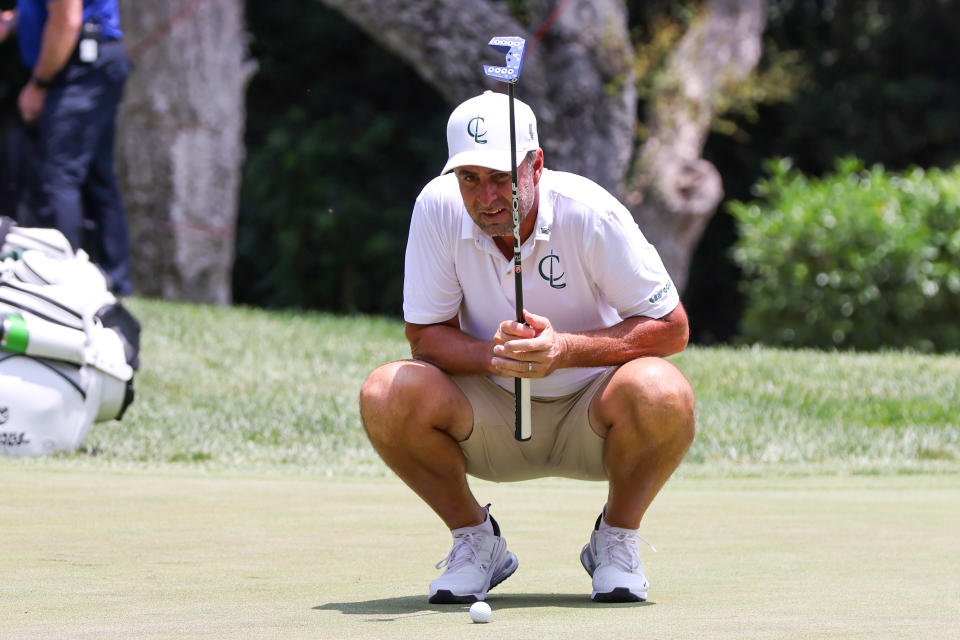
[514,377,531,441]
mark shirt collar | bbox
[533,169,554,241]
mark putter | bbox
[483,36,531,441]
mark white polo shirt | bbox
[403,168,679,397]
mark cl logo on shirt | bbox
[467,116,487,144]
[539,251,566,289]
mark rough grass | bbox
[5,298,958,476]
[671,346,960,474]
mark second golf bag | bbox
[0,216,140,456]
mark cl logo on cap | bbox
[467,116,487,144]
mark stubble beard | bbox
[475,177,535,239]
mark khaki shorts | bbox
[450,368,616,483]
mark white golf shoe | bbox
[580,513,654,602]
[428,506,518,604]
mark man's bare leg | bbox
[589,357,696,529]
[361,360,518,604]
[359,360,485,529]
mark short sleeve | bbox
[584,206,679,319]
[402,182,463,324]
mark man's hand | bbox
[0,10,16,43]
[491,310,567,378]
[18,82,47,123]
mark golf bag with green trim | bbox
[0,216,139,456]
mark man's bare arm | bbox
[33,0,83,82]
[18,0,83,122]
[407,303,689,380]
[555,304,690,367]
[405,317,497,376]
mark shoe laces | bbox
[436,531,486,573]
[598,529,656,572]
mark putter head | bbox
[483,36,526,84]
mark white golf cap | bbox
[441,90,539,175]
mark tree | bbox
[314,0,766,293]
[116,0,254,303]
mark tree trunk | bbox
[316,0,636,195]
[318,0,766,295]
[627,0,766,292]
[116,0,255,303]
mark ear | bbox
[531,149,544,183]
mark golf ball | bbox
[469,601,492,623]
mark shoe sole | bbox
[428,552,518,604]
[592,587,647,603]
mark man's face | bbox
[453,151,543,238]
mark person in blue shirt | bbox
[0,0,132,296]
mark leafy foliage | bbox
[5,0,960,346]
[689,0,960,344]
[233,1,447,314]
[758,0,960,172]
[730,158,960,352]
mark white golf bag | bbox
[0,216,139,456]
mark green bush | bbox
[729,158,960,352]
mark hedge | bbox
[728,158,960,352]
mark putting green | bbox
[1,466,957,639]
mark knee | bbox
[359,361,407,428]
[358,360,435,444]
[358,362,400,415]
[609,358,696,446]
[646,358,695,411]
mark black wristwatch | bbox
[31,75,54,89]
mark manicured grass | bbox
[2,469,958,640]
[5,297,958,475]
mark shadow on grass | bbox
[314,593,654,620]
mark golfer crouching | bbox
[360,91,695,604]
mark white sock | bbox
[453,508,493,535]
[600,513,636,532]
